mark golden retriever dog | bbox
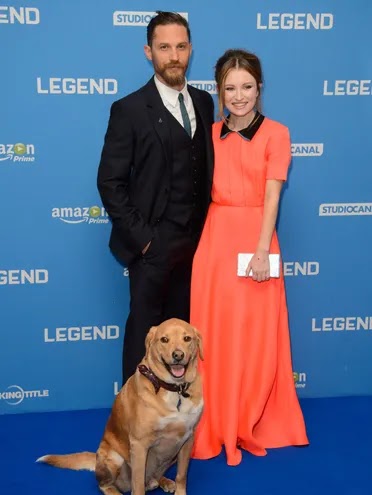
[37,318,204,495]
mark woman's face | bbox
[223,68,259,119]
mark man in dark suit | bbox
[97,12,214,384]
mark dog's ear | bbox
[145,326,157,356]
[193,327,204,361]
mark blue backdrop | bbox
[1,0,371,414]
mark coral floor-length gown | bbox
[190,116,309,466]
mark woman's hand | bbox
[246,249,270,282]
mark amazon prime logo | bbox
[0,143,35,163]
[52,206,109,224]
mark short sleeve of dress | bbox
[265,125,291,181]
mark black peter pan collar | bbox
[220,112,265,141]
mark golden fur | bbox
[37,318,204,495]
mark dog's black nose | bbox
[172,350,185,362]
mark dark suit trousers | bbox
[122,219,199,384]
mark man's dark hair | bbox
[147,11,191,46]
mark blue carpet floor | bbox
[1,396,371,494]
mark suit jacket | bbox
[97,77,214,265]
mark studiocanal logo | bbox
[113,11,188,26]
[293,372,307,389]
[291,143,323,157]
[188,81,217,95]
[0,6,40,24]
[0,385,49,406]
[52,206,109,224]
[0,143,35,163]
[319,203,372,216]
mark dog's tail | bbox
[36,452,96,471]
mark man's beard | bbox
[157,63,188,87]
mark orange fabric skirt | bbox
[190,203,309,465]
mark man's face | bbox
[144,24,192,89]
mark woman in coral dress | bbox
[190,49,309,466]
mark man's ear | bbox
[144,44,152,62]
[145,326,157,357]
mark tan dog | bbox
[37,318,204,495]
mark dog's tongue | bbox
[171,365,185,378]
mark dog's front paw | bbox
[159,476,176,493]
[146,479,159,490]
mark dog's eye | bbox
[160,337,169,343]
[184,336,192,342]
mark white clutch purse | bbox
[237,253,280,278]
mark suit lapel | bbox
[142,77,172,167]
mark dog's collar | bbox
[138,364,190,398]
